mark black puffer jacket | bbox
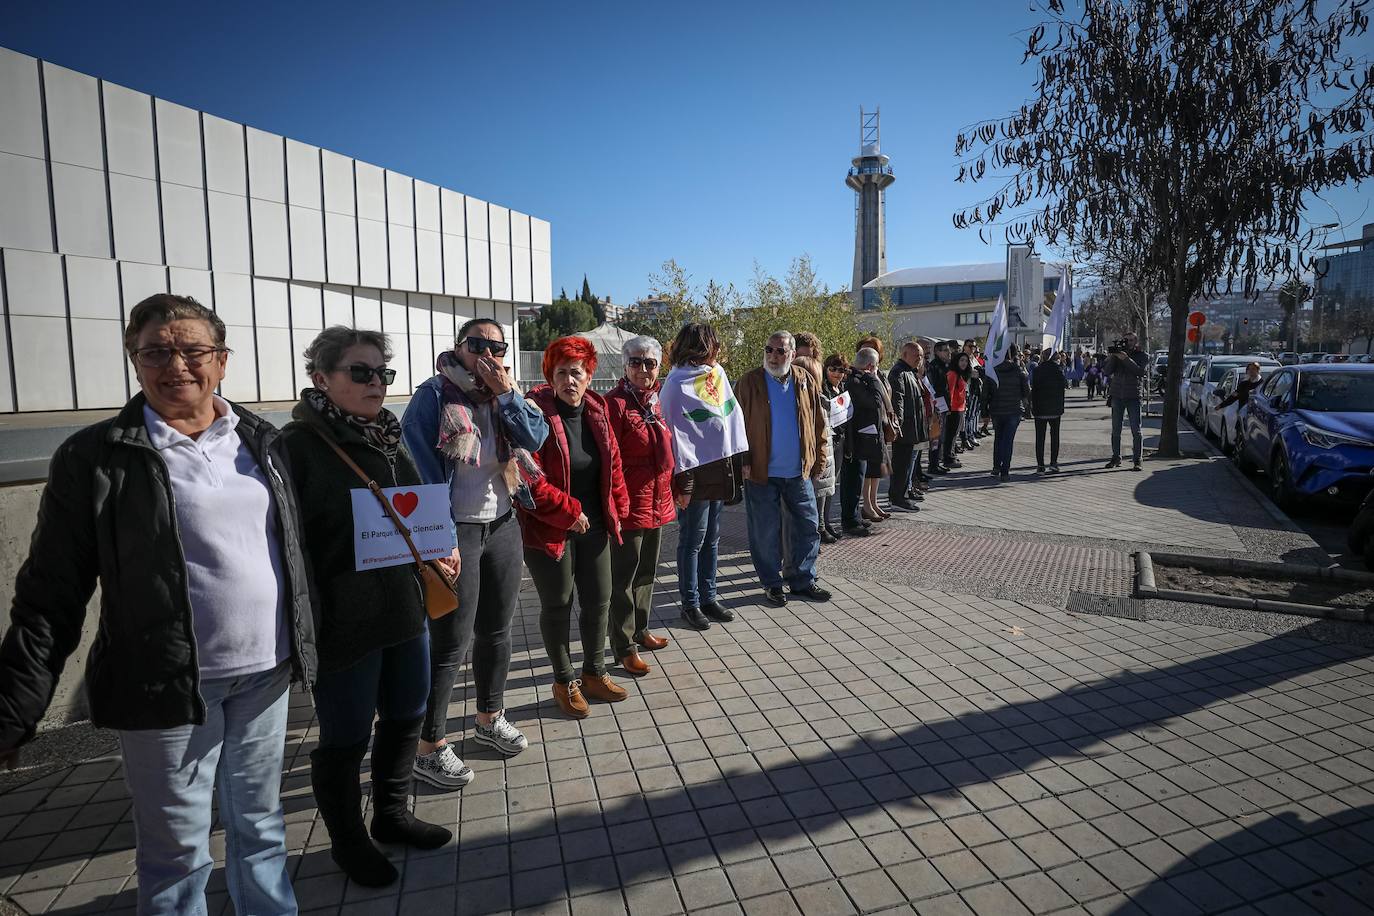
[1031,362,1069,418]
[0,395,317,749]
[988,361,1031,417]
[280,398,428,674]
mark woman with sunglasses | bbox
[402,318,549,787]
[604,335,674,677]
[281,326,455,887]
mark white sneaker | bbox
[413,744,474,789]
[474,714,529,756]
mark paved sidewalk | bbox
[2,390,1372,916]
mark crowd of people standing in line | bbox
[0,294,1155,914]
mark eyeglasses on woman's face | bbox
[627,357,658,370]
[465,336,509,358]
[132,346,228,369]
[343,364,396,385]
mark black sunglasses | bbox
[627,357,659,370]
[764,345,792,355]
[344,364,396,385]
[465,336,509,357]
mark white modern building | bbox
[861,261,1062,347]
[0,47,552,413]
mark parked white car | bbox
[1206,365,1280,452]
[1186,355,1279,429]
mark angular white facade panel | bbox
[168,267,213,308]
[154,99,203,188]
[322,284,353,327]
[531,217,551,253]
[466,238,490,299]
[42,63,101,170]
[416,229,442,294]
[119,261,167,307]
[102,83,155,179]
[0,151,53,251]
[246,127,285,202]
[355,162,385,220]
[324,211,359,286]
[65,255,120,320]
[415,181,440,231]
[321,151,355,216]
[489,241,512,302]
[532,248,552,305]
[249,198,289,279]
[71,317,127,408]
[442,233,467,297]
[385,172,413,227]
[388,224,416,292]
[432,295,455,350]
[161,182,209,269]
[212,271,253,325]
[0,49,43,159]
[290,281,323,356]
[465,197,488,240]
[511,246,532,304]
[357,219,388,288]
[11,315,73,411]
[51,162,111,258]
[207,190,251,274]
[219,326,258,403]
[285,140,321,210]
[109,173,162,265]
[0,319,12,411]
[288,205,325,281]
[3,249,65,317]
[252,277,289,328]
[407,293,434,380]
[440,189,465,236]
[488,205,510,247]
[510,212,531,249]
[380,290,410,392]
[255,325,295,400]
[353,287,382,331]
[202,115,246,195]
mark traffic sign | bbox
[1187,327,1201,343]
[1188,311,1206,327]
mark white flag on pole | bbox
[1043,265,1071,353]
[982,293,1010,386]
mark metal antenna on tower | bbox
[847,107,894,308]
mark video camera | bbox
[1107,338,1129,354]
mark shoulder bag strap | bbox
[310,426,428,567]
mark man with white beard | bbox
[735,332,832,607]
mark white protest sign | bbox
[828,390,853,428]
[351,484,454,572]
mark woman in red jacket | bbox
[604,336,674,677]
[519,336,631,719]
[943,352,972,468]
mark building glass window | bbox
[955,311,994,326]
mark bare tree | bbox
[953,0,1374,456]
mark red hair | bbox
[542,335,598,383]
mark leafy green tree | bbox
[517,293,597,351]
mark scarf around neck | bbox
[301,387,402,462]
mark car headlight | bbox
[1300,426,1374,449]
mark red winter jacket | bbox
[518,386,629,560]
[604,378,675,531]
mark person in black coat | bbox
[886,341,927,511]
[281,327,458,887]
[1032,348,1070,473]
[0,295,316,915]
[925,340,953,474]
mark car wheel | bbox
[1270,450,1300,514]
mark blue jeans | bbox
[744,477,820,590]
[118,663,295,916]
[313,632,431,749]
[1111,397,1143,462]
[676,499,722,608]
[992,414,1021,474]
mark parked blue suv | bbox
[1236,364,1374,510]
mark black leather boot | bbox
[311,740,398,887]
[369,717,453,850]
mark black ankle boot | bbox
[311,740,398,887]
[369,717,453,850]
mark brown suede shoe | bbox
[619,649,651,677]
[579,672,628,702]
[553,680,589,719]
[635,631,669,651]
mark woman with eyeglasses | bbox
[401,318,548,787]
[604,335,674,677]
[0,295,316,914]
[280,326,455,887]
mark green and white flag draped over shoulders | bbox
[1043,265,1071,354]
[659,362,750,473]
[982,293,1010,386]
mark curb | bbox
[1134,551,1374,623]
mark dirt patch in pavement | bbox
[1154,563,1374,610]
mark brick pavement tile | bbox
[971,839,1039,880]
[913,891,977,916]
[841,869,905,912]
[1004,871,1078,914]
[790,880,857,915]
[961,881,1034,916]
[905,822,964,858]
[724,858,786,900]
[1014,832,1079,871]
[622,878,684,916]
[674,867,736,907]
[930,849,995,891]
[740,890,803,916]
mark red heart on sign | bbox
[391,492,419,518]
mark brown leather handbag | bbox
[313,429,459,619]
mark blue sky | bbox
[6,0,1370,303]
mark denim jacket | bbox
[401,375,550,490]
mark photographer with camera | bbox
[1103,332,1148,471]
